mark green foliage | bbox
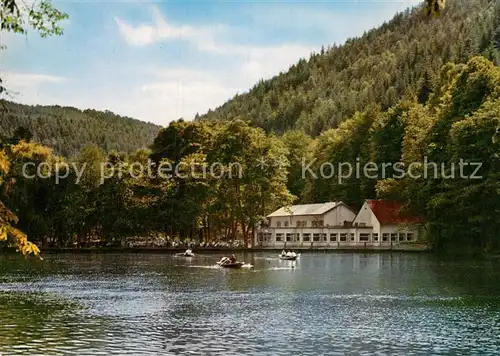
[280,130,313,199]
[0,0,67,36]
[0,0,68,255]
[303,107,380,208]
[425,0,446,17]
[0,120,293,248]
[382,57,500,254]
[0,143,42,255]
[150,119,293,246]
[292,56,500,255]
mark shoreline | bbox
[26,245,430,254]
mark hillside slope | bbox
[199,0,500,135]
[0,100,162,156]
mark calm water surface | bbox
[1,252,500,355]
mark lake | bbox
[1,252,500,355]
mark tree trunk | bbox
[250,225,255,248]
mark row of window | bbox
[269,232,415,243]
[276,220,324,228]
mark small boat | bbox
[279,251,300,261]
[176,249,195,257]
[217,256,244,268]
[218,261,244,268]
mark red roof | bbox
[367,200,420,225]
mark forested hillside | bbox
[1,0,500,256]
[0,100,162,157]
[199,0,500,135]
[2,56,499,254]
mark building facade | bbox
[255,200,421,248]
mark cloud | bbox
[1,71,66,88]
[112,6,317,123]
[115,7,211,46]
[0,71,69,110]
[130,42,313,123]
[138,77,237,121]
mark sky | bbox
[1,0,420,126]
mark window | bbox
[313,233,320,242]
[276,221,281,228]
[391,233,397,242]
[340,233,347,242]
[297,220,308,228]
[373,233,379,242]
[321,233,327,242]
[303,233,311,242]
[264,233,272,241]
[276,233,284,242]
[312,220,324,227]
[284,221,289,227]
[382,233,389,242]
[350,233,355,241]
[286,233,293,242]
[360,233,370,242]
[297,220,307,228]
[399,233,406,242]
[407,233,415,242]
[330,233,338,242]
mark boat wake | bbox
[250,266,296,272]
[187,265,221,269]
[252,257,276,261]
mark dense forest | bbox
[0,119,292,250]
[198,0,500,135]
[0,56,499,255]
[0,100,162,157]
[1,0,500,256]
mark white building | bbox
[255,200,421,248]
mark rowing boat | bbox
[279,253,300,261]
[217,257,244,268]
[217,261,244,268]
[175,249,195,257]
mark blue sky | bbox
[1,0,419,126]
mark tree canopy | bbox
[0,101,162,157]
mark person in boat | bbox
[230,254,237,263]
[281,250,287,257]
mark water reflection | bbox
[0,253,500,354]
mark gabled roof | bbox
[267,202,342,217]
[367,200,420,225]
